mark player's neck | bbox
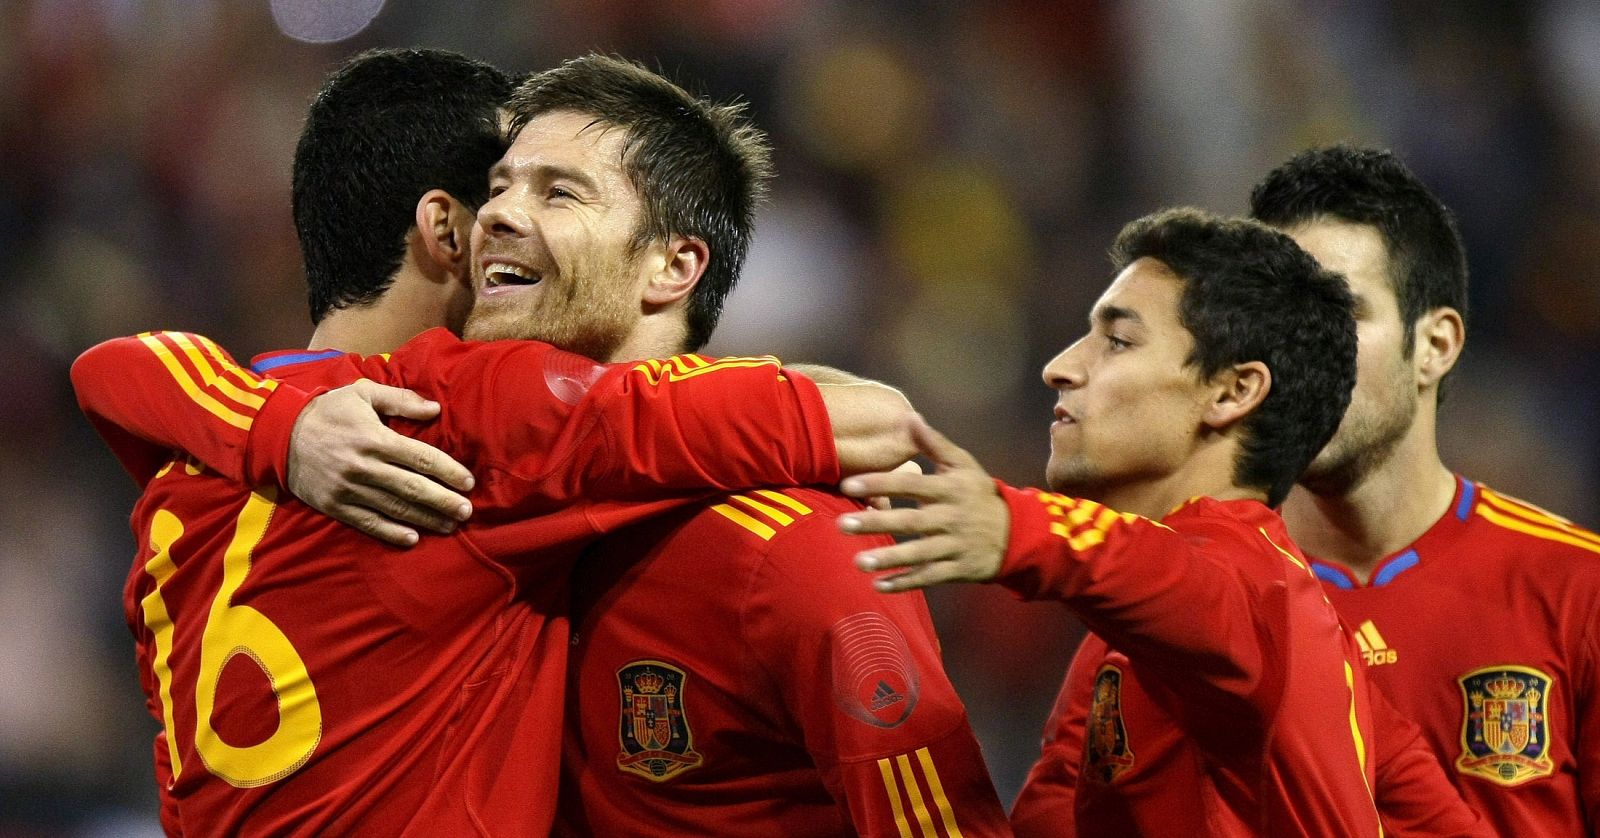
[605,315,690,363]
[1094,442,1266,521]
[306,268,465,356]
[1280,407,1455,582]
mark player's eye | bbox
[488,184,507,199]
[549,186,575,201]
[1107,335,1132,352]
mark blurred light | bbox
[883,159,1033,290]
[787,40,930,171]
[271,0,386,44]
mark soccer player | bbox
[72,50,917,835]
[469,59,1005,836]
[1251,146,1600,834]
[835,208,1459,836]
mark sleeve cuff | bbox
[243,382,324,488]
[784,368,842,485]
[994,482,1062,601]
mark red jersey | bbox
[71,329,838,836]
[1013,634,1490,837]
[1312,475,1600,836]
[995,488,1383,837]
[556,486,1011,837]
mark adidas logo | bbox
[870,680,904,711]
[1354,620,1398,666]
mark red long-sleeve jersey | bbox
[1012,636,1491,837]
[995,487,1384,837]
[71,329,838,836]
[1312,475,1600,836]
[556,487,1012,837]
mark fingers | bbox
[378,434,475,494]
[355,381,441,421]
[853,534,963,572]
[346,471,466,534]
[840,470,946,503]
[872,562,971,593]
[331,504,422,548]
[909,415,980,470]
[838,507,939,538]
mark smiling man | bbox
[70,50,923,835]
[835,208,1483,835]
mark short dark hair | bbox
[293,48,511,324]
[1110,208,1357,507]
[505,54,773,351]
[1248,145,1469,391]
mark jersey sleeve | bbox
[742,509,1010,838]
[991,485,1279,720]
[405,335,840,524]
[1010,637,1096,838]
[1579,605,1600,834]
[70,332,313,487]
[1367,682,1492,837]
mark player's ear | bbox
[641,235,708,307]
[1202,360,1271,431]
[1413,306,1464,391]
[414,189,474,281]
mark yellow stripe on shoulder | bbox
[1479,489,1600,549]
[1476,504,1600,556]
[718,489,817,538]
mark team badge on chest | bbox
[1084,665,1135,783]
[616,660,703,782]
[1456,665,1555,785]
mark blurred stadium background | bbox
[4,0,1598,833]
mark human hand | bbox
[836,417,1010,592]
[863,460,923,511]
[287,380,475,546]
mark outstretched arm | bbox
[71,332,475,546]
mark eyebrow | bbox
[1093,305,1143,328]
[488,160,602,195]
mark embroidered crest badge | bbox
[1456,665,1555,785]
[1084,665,1135,783]
[616,660,703,782]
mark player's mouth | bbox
[1052,406,1077,430]
[481,260,542,297]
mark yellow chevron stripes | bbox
[875,747,964,838]
[630,354,780,385]
[139,333,253,430]
[1477,490,1600,555]
[1040,491,1145,551]
[711,490,815,541]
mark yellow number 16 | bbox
[139,487,323,788]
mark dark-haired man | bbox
[457,57,1008,836]
[1252,145,1600,835]
[73,49,921,834]
[837,209,1482,835]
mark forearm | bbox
[71,332,312,486]
[787,366,918,475]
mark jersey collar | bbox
[249,348,347,374]
[1309,474,1476,589]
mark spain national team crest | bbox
[1084,665,1135,783]
[616,660,703,782]
[1456,665,1555,785]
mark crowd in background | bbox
[4,0,1598,833]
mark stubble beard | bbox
[1299,373,1417,497]
[462,251,639,363]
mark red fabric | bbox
[76,328,838,836]
[996,487,1384,837]
[1315,476,1600,837]
[556,487,1011,837]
